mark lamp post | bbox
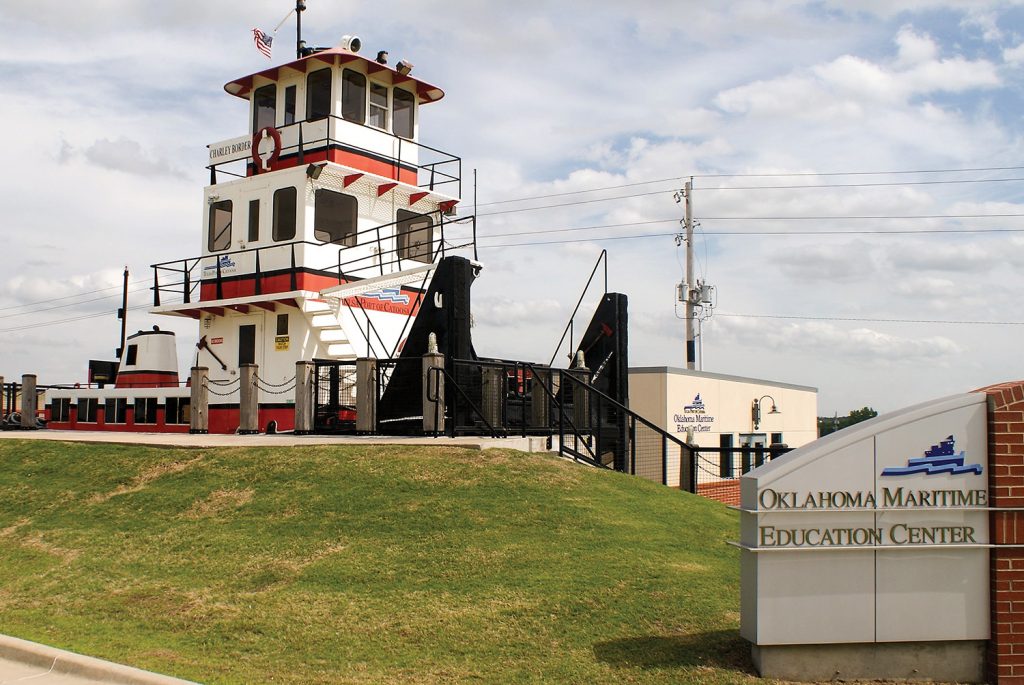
[752,395,780,430]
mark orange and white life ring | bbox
[252,126,282,172]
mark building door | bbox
[239,324,256,366]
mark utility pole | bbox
[684,179,695,369]
[296,1,306,59]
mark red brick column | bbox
[978,381,1024,684]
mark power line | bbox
[0,279,149,313]
[717,312,1024,325]
[0,287,150,320]
[0,303,149,334]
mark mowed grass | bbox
[0,439,754,684]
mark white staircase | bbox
[301,297,357,360]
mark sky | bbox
[2,0,1024,415]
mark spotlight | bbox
[376,50,389,65]
[306,163,324,180]
[396,60,414,75]
[339,35,361,52]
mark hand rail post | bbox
[254,250,262,295]
[215,254,224,300]
[290,244,297,291]
[183,265,190,304]
[152,266,161,307]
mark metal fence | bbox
[690,445,791,504]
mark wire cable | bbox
[717,312,1024,325]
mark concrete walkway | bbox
[0,429,550,453]
[0,634,197,685]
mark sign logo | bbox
[683,394,706,414]
[361,288,410,305]
[881,435,983,477]
[203,255,236,274]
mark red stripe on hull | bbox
[115,371,180,389]
[208,406,295,434]
[253,148,418,185]
[46,407,190,433]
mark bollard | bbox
[294,361,314,435]
[239,364,258,434]
[190,367,209,434]
[530,367,550,429]
[481,366,503,429]
[20,374,37,429]
[356,358,377,434]
[422,334,445,435]
[571,355,591,431]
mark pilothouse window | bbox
[208,200,233,252]
[393,88,415,139]
[306,68,332,121]
[314,190,357,246]
[252,84,276,132]
[369,83,389,130]
[342,69,366,124]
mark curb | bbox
[0,634,200,685]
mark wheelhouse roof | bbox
[224,48,445,104]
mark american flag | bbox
[252,28,273,59]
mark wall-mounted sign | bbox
[673,393,715,433]
[210,337,224,345]
[275,335,289,351]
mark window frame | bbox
[166,397,190,425]
[393,87,416,139]
[272,187,297,242]
[79,397,98,423]
[51,398,71,423]
[252,84,277,133]
[248,199,260,243]
[341,68,367,124]
[396,209,434,263]
[313,189,358,246]
[208,200,233,252]
[283,85,297,125]
[104,397,127,424]
[368,81,390,131]
[134,397,158,425]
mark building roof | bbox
[628,366,817,393]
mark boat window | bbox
[248,199,260,242]
[79,397,98,423]
[272,187,297,241]
[105,398,127,424]
[51,398,70,423]
[125,344,138,366]
[252,84,276,132]
[314,189,358,246]
[208,200,233,252]
[341,69,366,123]
[306,67,332,121]
[396,209,433,263]
[166,397,190,424]
[276,313,289,336]
[134,397,158,425]
[368,82,389,130]
[284,85,296,125]
[393,88,415,139]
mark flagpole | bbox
[296,1,306,58]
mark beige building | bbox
[629,367,818,451]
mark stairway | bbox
[301,296,358,360]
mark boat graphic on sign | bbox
[880,435,983,476]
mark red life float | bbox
[251,126,282,172]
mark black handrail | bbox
[548,249,608,367]
[427,366,503,438]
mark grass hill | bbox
[0,439,751,684]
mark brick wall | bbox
[977,381,1024,684]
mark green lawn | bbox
[0,439,756,684]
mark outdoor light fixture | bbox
[752,395,780,430]
[339,35,361,53]
[306,163,325,180]
[396,60,414,75]
[376,50,389,64]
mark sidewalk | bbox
[0,634,197,685]
[0,428,550,453]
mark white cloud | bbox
[1004,43,1024,65]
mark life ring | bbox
[251,126,282,172]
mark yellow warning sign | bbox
[275,335,290,351]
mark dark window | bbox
[134,397,158,424]
[341,69,366,123]
[248,199,260,242]
[273,187,297,241]
[771,432,784,446]
[252,84,276,132]
[239,325,256,366]
[719,434,734,478]
[166,397,190,425]
[314,189,357,245]
[397,210,433,263]
[306,68,332,121]
[125,344,138,366]
[104,398,127,424]
[283,85,296,125]
[208,200,233,252]
[51,398,70,422]
[368,82,388,129]
[276,313,289,336]
[79,398,98,423]
[393,88,415,139]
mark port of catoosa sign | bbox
[737,392,989,683]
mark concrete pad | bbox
[0,634,197,684]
